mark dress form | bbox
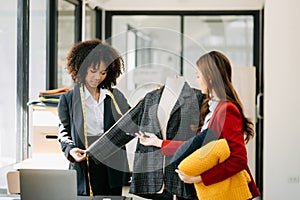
[157,76,185,139]
[156,76,185,196]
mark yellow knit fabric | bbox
[178,139,252,200]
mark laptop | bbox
[19,169,77,200]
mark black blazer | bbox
[88,82,205,198]
[58,84,130,195]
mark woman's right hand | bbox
[136,132,163,148]
[69,148,86,162]
[175,169,202,184]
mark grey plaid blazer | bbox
[88,82,205,199]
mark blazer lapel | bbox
[72,84,85,144]
[170,82,189,116]
[103,96,115,132]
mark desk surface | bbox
[0,194,132,200]
[13,153,69,170]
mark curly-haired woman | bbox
[58,39,130,196]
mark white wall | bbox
[264,0,300,199]
[232,67,256,178]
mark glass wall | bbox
[110,14,254,105]
[57,0,76,89]
[29,0,47,106]
[56,1,97,89]
[28,0,48,165]
[85,4,96,40]
[0,0,17,190]
[183,15,254,88]
[111,16,181,105]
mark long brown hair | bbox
[197,51,254,143]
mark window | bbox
[183,15,254,87]
[111,15,181,105]
[29,0,47,105]
[109,13,255,103]
[57,0,76,89]
[0,0,17,190]
[85,5,96,40]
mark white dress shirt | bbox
[84,86,110,136]
[201,98,220,132]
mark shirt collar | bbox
[84,86,111,102]
[84,86,92,100]
[99,88,110,103]
[208,98,220,112]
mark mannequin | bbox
[155,76,186,197]
[158,76,185,139]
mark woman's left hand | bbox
[69,147,86,162]
[136,132,163,148]
[175,169,202,184]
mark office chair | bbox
[6,170,20,194]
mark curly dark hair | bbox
[66,38,124,90]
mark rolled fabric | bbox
[39,87,70,95]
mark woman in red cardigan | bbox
[176,51,260,199]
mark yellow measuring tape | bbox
[79,85,123,196]
[79,85,94,196]
[107,90,123,116]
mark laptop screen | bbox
[19,169,77,200]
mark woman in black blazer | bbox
[58,39,130,196]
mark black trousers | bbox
[87,158,122,196]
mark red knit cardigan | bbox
[200,101,260,199]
